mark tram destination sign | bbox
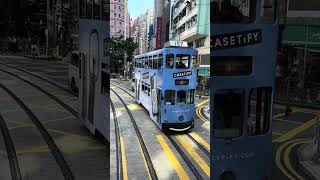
[211,56,253,76]
[173,71,192,78]
[212,29,262,50]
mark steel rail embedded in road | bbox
[0,62,77,97]
[0,114,22,180]
[110,88,158,180]
[0,83,75,180]
[186,134,210,157]
[0,68,78,118]
[110,101,123,180]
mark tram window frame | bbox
[191,55,199,69]
[213,89,245,139]
[176,54,191,69]
[80,0,86,18]
[153,55,158,69]
[166,54,174,69]
[187,89,195,104]
[145,57,149,69]
[93,0,101,19]
[177,90,187,105]
[211,0,256,24]
[148,56,153,69]
[158,54,163,69]
[165,90,175,105]
[247,87,272,136]
[260,0,276,24]
[86,0,93,19]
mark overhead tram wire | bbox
[110,88,159,180]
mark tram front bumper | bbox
[162,120,194,132]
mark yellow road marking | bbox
[284,140,310,180]
[138,141,152,180]
[189,132,210,151]
[156,135,189,180]
[275,140,298,180]
[274,118,304,125]
[196,99,209,107]
[120,137,128,180]
[176,135,210,177]
[115,103,142,111]
[196,106,208,122]
[272,131,283,136]
[273,118,316,143]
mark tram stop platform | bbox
[298,142,320,179]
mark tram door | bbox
[150,74,158,116]
[87,31,99,124]
[136,71,141,101]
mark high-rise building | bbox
[110,0,129,37]
[153,0,171,49]
[170,0,210,84]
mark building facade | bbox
[110,0,129,37]
[170,0,210,91]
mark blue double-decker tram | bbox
[211,0,279,179]
[133,45,199,132]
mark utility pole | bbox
[124,0,128,80]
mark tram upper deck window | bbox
[214,89,244,138]
[148,56,153,69]
[165,90,175,105]
[192,55,199,69]
[158,54,163,69]
[248,87,272,136]
[177,90,187,105]
[260,0,276,23]
[153,55,158,69]
[166,54,174,69]
[86,0,93,19]
[176,55,190,69]
[93,0,101,19]
[211,0,255,24]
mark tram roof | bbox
[134,47,197,58]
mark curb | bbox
[297,143,318,180]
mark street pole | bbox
[124,0,127,80]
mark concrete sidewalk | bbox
[298,142,320,180]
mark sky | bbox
[128,0,154,20]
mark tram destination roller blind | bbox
[211,56,253,76]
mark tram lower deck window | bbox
[248,87,272,136]
[188,89,195,104]
[165,90,175,105]
[213,89,244,138]
[177,90,187,105]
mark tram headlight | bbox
[220,171,235,180]
[178,115,184,121]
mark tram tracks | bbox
[110,82,210,179]
[0,114,22,180]
[110,88,158,180]
[110,101,123,180]
[0,82,75,180]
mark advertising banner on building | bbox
[155,17,163,49]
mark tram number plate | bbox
[211,56,253,76]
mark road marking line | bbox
[189,132,210,151]
[275,139,298,180]
[284,140,310,180]
[272,131,283,136]
[196,99,209,107]
[156,135,189,180]
[120,137,128,180]
[196,106,208,122]
[273,118,316,143]
[138,141,152,180]
[274,118,304,124]
[176,135,210,177]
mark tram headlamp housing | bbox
[220,171,235,180]
[178,115,184,121]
